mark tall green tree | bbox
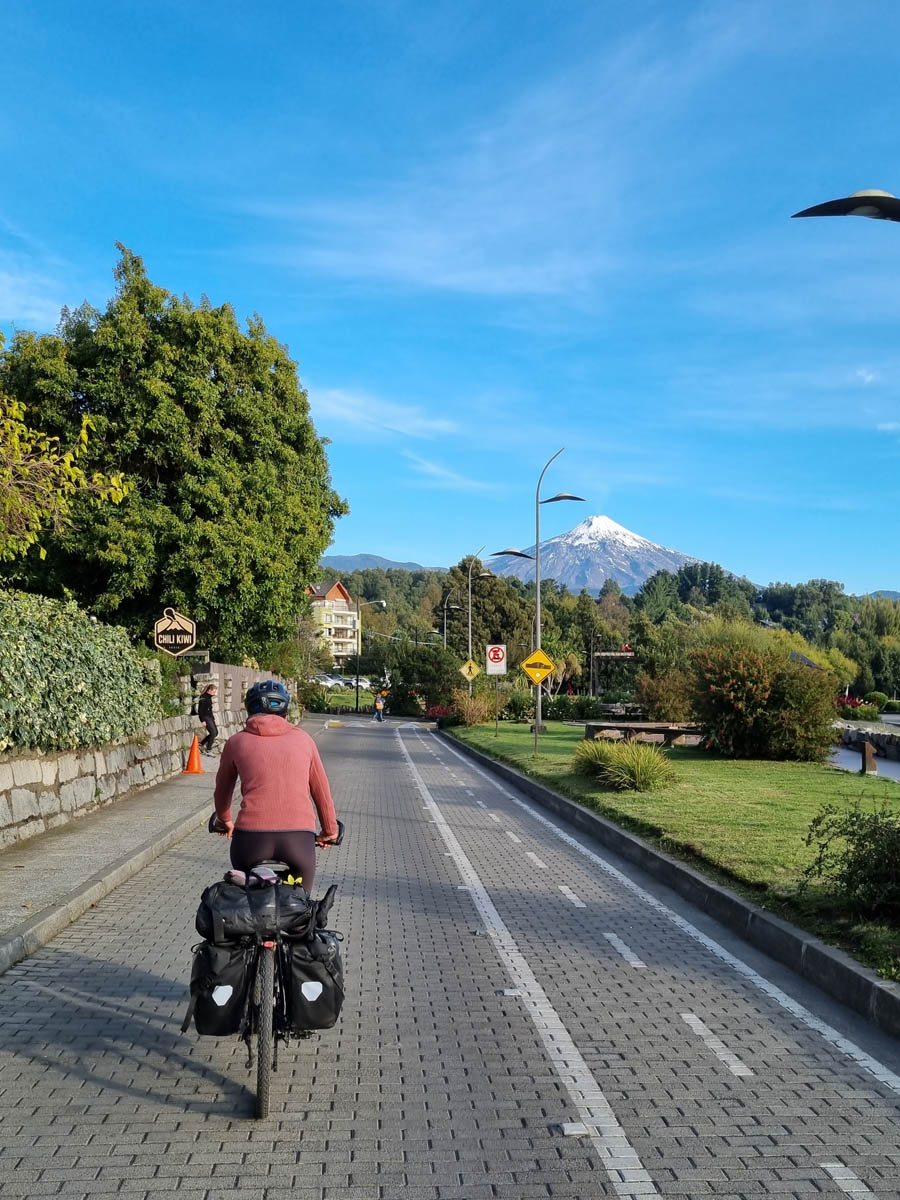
[0,247,346,659]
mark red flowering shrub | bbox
[690,643,837,761]
[425,705,455,719]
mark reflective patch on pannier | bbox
[282,932,344,1031]
[187,941,254,1036]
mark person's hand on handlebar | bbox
[211,815,234,839]
[316,820,344,849]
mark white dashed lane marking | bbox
[559,885,586,908]
[681,1013,753,1077]
[433,732,900,1097]
[398,731,660,1199]
[506,831,522,844]
[526,852,548,869]
[489,814,501,823]
[603,932,646,969]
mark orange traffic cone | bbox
[184,735,204,774]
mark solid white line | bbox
[559,885,586,908]
[526,852,548,869]
[821,1163,879,1197]
[604,932,646,969]
[681,1012,753,1077]
[397,732,659,1198]
[506,831,522,844]
[432,732,900,1097]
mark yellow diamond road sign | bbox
[460,659,481,681]
[520,648,555,685]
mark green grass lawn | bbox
[450,721,900,976]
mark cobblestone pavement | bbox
[1,719,900,1199]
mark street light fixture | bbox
[354,597,386,713]
[442,589,462,648]
[492,452,584,753]
[792,189,900,222]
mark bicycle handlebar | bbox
[207,814,345,845]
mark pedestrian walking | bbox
[198,684,219,755]
[373,693,385,723]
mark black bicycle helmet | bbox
[245,680,291,716]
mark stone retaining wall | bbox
[0,710,244,851]
[0,661,297,851]
[840,724,900,761]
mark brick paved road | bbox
[1,719,900,1199]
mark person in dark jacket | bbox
[198,684,219,755]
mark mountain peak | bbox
[561,514,650,549]
[490,514,699,593]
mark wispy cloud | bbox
[401,451,498,492]
[241,14,766,299]
[307,386,457,441]
[0,260,65,329]
[878,421,900,432]
[856,367,878,385]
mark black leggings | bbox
[229,829,317,890]
[200,720,218,751]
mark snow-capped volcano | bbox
[489,515,700,593]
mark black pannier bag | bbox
[185,940,255,1036]
[281,930,344,1031]
[195,880,314,942]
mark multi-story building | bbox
[306,581,358,668]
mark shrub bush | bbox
[505,691,534,723]
[543,694,575,721]
[841,702,880,722]
[574,738,675,791]
[451,688,493,726]
[864,691,889,712]
[296,682,329,713]
[0,589,161,752]
[573,694,605,720]
[690,641,837,761]
[884,700,900,714]
[635,668,694,721]
[803,801,900,917]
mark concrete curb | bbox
[439,730,900,1039]
[0,801,211,977]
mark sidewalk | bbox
[0,716,332,975]
[0,767,215,973]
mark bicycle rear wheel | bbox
[255,946,275,1118]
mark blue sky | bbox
[2,0,900,593]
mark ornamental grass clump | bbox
[574,737,675,792]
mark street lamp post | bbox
[533,450,584,753]
[466,548,491,694]
[491,451,583,754]
[355,597,386,713]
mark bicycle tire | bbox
[256,947,275,1119]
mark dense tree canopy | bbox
[0,247,346,660]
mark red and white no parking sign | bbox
[486,644,507,676]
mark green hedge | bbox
[0,589,162,752]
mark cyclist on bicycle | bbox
[213,680,340,891]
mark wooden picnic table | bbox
[582,720,700,749]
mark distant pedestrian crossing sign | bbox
[520,648,555,685]
[460,659,481,681]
